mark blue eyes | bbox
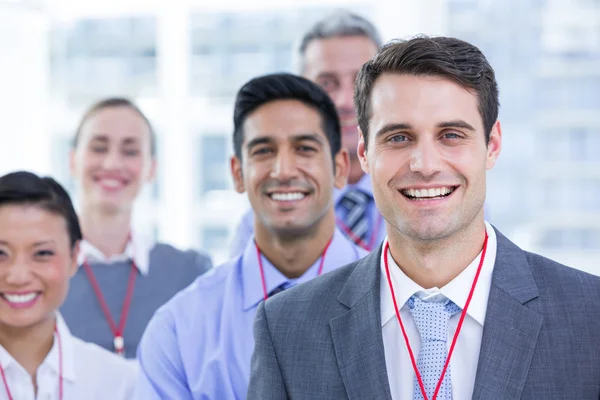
[387,133,461,143]
[390,135,407,142]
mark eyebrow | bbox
[291,133,325,146]
[374,123,413,138]
[437,120,476,131]
[0,240,55,246]
[374,120,476,138]
[246,136,273,151]
[33,240,56,246]
[246,133,324,151]
[89,135,140,145]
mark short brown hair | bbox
[72,97,156,156]
[354,36,499,146]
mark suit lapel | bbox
[472,229,543,400]
[329,247,393,400]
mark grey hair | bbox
[295,10,382,73]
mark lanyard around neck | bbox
[82,234,137,356]
[383,231,489,400]
[255,236,333,301]
[0,324,64,400]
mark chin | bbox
[0,312,52,331]
[395,218,457,242]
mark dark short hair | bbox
[355,36,499,146]
[72,97,156,156]
[232,73,341,160]
[0,171,82,248]
[297,10,382,73]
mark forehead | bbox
[303,35,378,78]
[369,73,483,132]
[0,205,67,240]
[80,106,150,142]
[242,99,326,143]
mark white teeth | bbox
[270,192,306,202]
[2,293,38,304]
[403,187,455,199]
[100,179,122,188]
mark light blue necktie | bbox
[408,294,461,400]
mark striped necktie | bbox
[339,188,370,242]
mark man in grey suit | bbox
[247,36,600,399]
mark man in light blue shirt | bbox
[229,11,386,257]
[134,73,368,399]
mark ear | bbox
[333,148,350,189]
[69,241,81,277]
[357,127,370,174]
[485,120,502,170]
[230,155,245,193]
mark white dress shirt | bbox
[380,222,497,400]
[0,313,137,400]
[77,229,155,276]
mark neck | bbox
[254,210,336,279]
[79,205,131,258]
[0,315,56,380]
[387,217,487,289]
[348,160,364,185]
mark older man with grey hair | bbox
[230,10,386,257]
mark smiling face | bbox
[70,106,156,215]
[0,204,78,331]
[231,99,348,238]
[358,73,501,242]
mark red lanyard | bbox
[82,238,138,356]
[383,231,489,400]
[336,214,383,251]
[0,324,63,400]
[255,237,333,301]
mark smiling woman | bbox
[60,98,213,359]
[0,171,136,399]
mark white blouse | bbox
[0,313,137,400]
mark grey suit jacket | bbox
[247,228,600,399]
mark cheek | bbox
[370,149,402,179]
[125,158,149,179]
[40,262,72,295]
[244,163,270,189]
[78,153,101,176]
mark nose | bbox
[409,138,444,177]
[101,148,124,170]
[332,79,355,111]
[4,262,32,287]
[334,85,354,112]
[270,151,299,181]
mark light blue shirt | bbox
[134,228,367,400]
[229,174,385,258]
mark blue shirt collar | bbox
[241,228,358,311]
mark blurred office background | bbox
[0,0,598,273]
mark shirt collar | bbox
[77,229,155,275]
[380,221,497,327]
[241,228,352,311]
[0,313,77,384]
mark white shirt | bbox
[380,222,497,400]
[0,314,137,400]
[77,229,155,276]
